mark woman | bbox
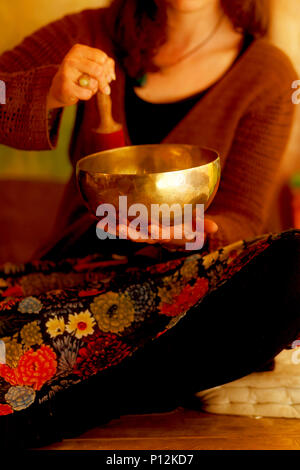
[0,0,300,449]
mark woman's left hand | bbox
[115,217,218,252]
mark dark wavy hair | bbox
[104,0,270,79]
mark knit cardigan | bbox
[0,7,297,256]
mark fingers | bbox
[119,224,157,244]
[62,59,109,95]
[78,75,99,93]
[48,44,116,109]
[72,44,109,66]
[70,58,112,95]
[72,84,94,101]
[52,76,94,106]
[67,44,115,93]
[204,218,218,234]
[96,215,218,250]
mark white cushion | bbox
[196,349,300,418]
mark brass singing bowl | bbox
[76,144,221,224]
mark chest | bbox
[134,47,242,104]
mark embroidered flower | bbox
[20,272,86,297]
[124,282,158,321]
[218,240,244,263]
[1,285,23,297]
[201,250,220,270]
[53,336,80,374]
[206,262,226,287]
[180,258,199,282]
[159,278,209,317]
[5,386,36,411]
[18,296,43,314]
[0,345,57,390]
[46,317,65,338]
[74,331,131,378]
[158,271,183,305]
[91,292,135,334]
[3,338,24,368]
[0,403,13,415]
[20,321,43,348]
[66,310,95,339]
[44,299,85,316]
[0,298,20,311]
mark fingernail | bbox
[104,85,111,95]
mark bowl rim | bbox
[76,144,220,177]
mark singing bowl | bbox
[76,144,220,223]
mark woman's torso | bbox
[36,14,295,259]
[125,34,254,145]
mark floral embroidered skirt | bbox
[0,229,300,448]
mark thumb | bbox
[204,218,218,234]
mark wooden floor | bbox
[40,407,300,450]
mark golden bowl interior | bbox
[76,144,220,221]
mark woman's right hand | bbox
[47,44,116,110]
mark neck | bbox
[165,1,223,51]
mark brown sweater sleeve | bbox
[206,55,297,250]
[0,9,104,150]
